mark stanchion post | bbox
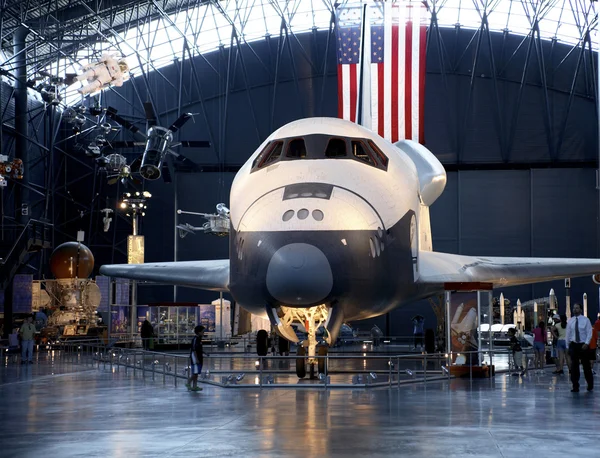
[469,352,472,382]
[324,354,328,390]
[445,290,452,379]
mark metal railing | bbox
[29,340,542,390]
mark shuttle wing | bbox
[99,260,230,291]
[418,251,600,288]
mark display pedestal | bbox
[449,364,494,378]
[444,283,493,369]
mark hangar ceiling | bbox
[0,0,598,106]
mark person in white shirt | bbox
[565,303,593,392]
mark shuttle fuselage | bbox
[228,118,440,321]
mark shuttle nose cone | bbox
[266,243,333,306]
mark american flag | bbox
[336,2,428,144]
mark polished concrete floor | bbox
[0,353,598,458]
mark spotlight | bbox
[362,344,367,350]
[135,192,140,196]
[120,202,127,209]
[255,360,260,367]
[142,191,152,198]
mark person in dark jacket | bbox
[186,325,208,392]
[140,320,154,350]
[508,327,524,375]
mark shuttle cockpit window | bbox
[250,135,388,172]
[368,140,389,168]
[351,140,376,166]
[286,138,307,158]
[252,141,283,171]
[325,138,347,158]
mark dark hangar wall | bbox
[89,26,599,329]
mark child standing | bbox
[508,327,524,375]
[186,325,208,392]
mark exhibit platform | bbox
[1,351,599,458]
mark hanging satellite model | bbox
[96,153,142,186]
[0,154,24,187]
[176,204,230,237]
[34,242,102,338]
[104,101,210,183]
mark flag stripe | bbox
[337,64,344,118]
[349,64,357,122]
[391,23,399,143]
[411,5,421,141]
[378,63,384,138]
[383,1,392,141]
[342,64,351,120]
[404,10,413,140]
[419,24,427,144]
[371,63,379,134]
[397,4,405,143]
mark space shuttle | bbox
[100,117,600,365]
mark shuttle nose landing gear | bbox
[295,305,328,378]
[267,304,331,378]
[267,304,344,378]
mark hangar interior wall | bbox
[3,25,599,335]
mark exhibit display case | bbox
[147,305,200,344]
